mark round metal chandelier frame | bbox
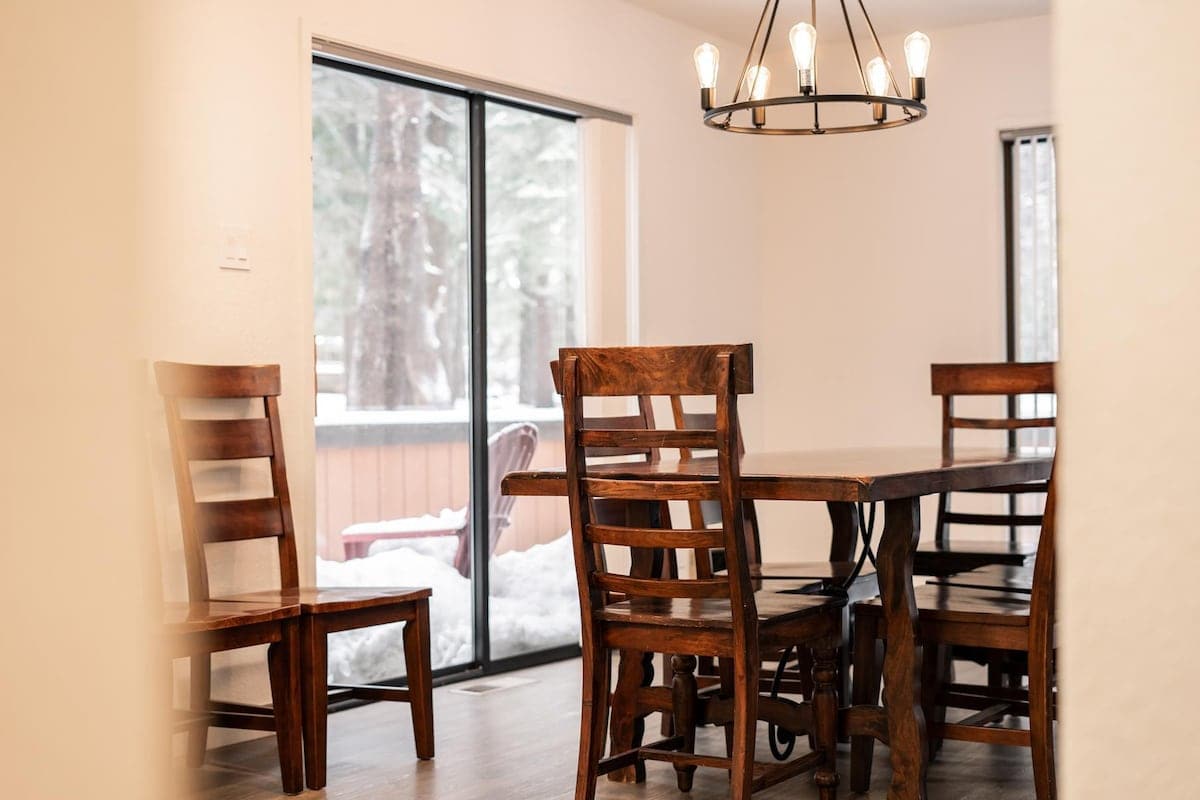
[698,0,930,136]
[703,94,926,135]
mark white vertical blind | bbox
[1012,132,1058,455]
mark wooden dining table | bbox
[502,445,1053,800]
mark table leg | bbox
[877,497,928,800]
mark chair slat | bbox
[943,512,1044,527]
[948,416,1056,430]
[931,362,1054,396]
[182,418,274,460]
[194,497,284,542]
[579,428,716,451]
[585,524,724,549]
[582,477,720,501]
[594,574,730,599]
[561,344,753,396]
[155,362,281,398]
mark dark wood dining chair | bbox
[852,466,1058,799]
[560,344,845,800]
[913,362,1055,577]
[155,362,434,791]
[164,600,304,794]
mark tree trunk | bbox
[347,86,449,409]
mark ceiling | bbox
[626,0,1050,41]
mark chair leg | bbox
[186,653,211,768]
[729,654,758,800]
[670,655,698,792]
[921,643,948,762]
[718,657,735,757]
[300,614,328,790]
[1029,646,1056,799]
[268,620,305,795]
[403,600,436,760]
[660,653,676,737]
[452,530,471,577]
[812,643,841,800]
[575,643,611,800]
[850,613,882,794]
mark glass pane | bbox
[312,62,474,681]
[484,102,583,659]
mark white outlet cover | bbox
[220,224,251,271]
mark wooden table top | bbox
[502,446,1053,502]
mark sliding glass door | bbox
[311,56,582,683]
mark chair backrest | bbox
[155,362,299,601]
[484,422,540,555]
[932,362,1056,544]
[1029,462,1056,636]
[559,345,757,645]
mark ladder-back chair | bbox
[156,362,434,791]
[914,362,1055,577]
[560,344,845,800]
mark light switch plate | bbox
[219,224,251,271]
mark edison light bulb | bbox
[866,57,890,96]
[904,31,930,100]
[866,57,890,122]
[789,22,817,94]
[743,65,771,127]
[693,43,719,89]
[694,42,719,110]
[743,64,771,100]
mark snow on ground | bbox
[317,532,580,684]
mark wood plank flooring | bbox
[180,658,1033,799]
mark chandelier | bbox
[694,0,930,135]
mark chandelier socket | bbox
[798,69,814,95]
[752,106,767,127]
[911,77,926,102]
[700,87,715,111]
[872,102,886,123]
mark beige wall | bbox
[752,15,1053,560]
[0,1,165,797]
[1055,1,1200,795]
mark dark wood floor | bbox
[181,658,1033,799]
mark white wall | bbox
[1055,1,1200,795]
[752,15,1053,560]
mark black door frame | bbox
[313,55,582,687]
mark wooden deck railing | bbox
[315,421,569,562]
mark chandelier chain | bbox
[855,0,915,118]
[837,0,870,94]
[726,0,776,126]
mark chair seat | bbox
[856,585,1031,627]
[219,586,432,615]
[928,564,1035,594]
[756,559,876,581]
[917,539,1037,557]
[600,589,846,630]
[163,600,300,634]
[914,538,1037,576]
